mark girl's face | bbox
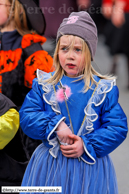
[0,0,11,26]
[58,35,85,78]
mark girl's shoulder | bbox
[91,75,118,107]
[36,69,52,82]
[93,75,116,92]
[32,70,54,94]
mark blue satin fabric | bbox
[19,73,128,193]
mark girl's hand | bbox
[56,121,73,145]
[60,134,84,158]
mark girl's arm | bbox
[80,85,128,164]
[19,79,66,141]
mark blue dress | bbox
[19,70,128,194]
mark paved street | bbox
[94,35,129,194]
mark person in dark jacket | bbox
[0,0,53,189]
[102,0,129,89]
[0,93,22,187]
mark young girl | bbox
[0,0,53,187]
[20,11,128,193]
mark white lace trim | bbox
[37,69,61,114]
[80,142,96,165]
[78,78,116,164]
[77,79,116,137]
[47,117,66,158]
[37,69,64,158]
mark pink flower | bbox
[56,85,72,102]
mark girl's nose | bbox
[67,50,75,59]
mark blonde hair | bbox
[9,0,36,36]
[45,35,115,92]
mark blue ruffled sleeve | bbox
[19,79,65,141]
[81,85,128,164]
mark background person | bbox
[0,0,53,188]
[102,0,129,89]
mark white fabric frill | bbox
[77,78,116,137]
[37,69,116,160]
[37,69,61,114]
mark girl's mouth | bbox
[67,64,76,69]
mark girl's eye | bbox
[61,47,68,51]
[75,48,82,52]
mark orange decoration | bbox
[0,49,22,74]
[21,34,47,49]
[0,48,22,93]
[24,50,54,88]
[0,34,54,92]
